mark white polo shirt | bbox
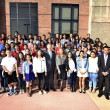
[1,56,17,72]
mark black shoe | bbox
[45,88,49,92]
[72,86,76,92]
[98,93,103,98]
[50,88,56,91]
[105,94,109,100]
[70,86,73,92]
[61,87,63,91]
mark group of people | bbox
[0,32,110,100]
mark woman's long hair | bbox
[58,47,65,58]
[17,52,25,67]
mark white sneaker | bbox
[39,91,42,95]
[19,89,22,94]
[43,90,47,94]
[1,87,5,92]
[21,89,25,94]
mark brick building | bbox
[0,0,89,38]
[1,0,110,44]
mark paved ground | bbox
[0,89,99,110]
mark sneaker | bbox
[39,91,42,95]
[1,87,5,92]
[43,90,47,94]
[8,91,13,96]
[13,90,17,95]
[21,89,25,94]
[19,89,22,94]
[5,87,9,92]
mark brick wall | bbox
[4,0,89,37]
[0,0,6,35]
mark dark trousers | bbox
[46,70,54,90]
[0,73,8,88]
[69,72,77,87]
[99,75,110,95]
[0,70,8,88]
[18,74,25,89]
[37,72,45,90]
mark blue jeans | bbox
[89,72,98,88]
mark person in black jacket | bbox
[98,46,110,100]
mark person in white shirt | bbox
[65,51,77,92]
[1,50,17,96]
[88,51,99,93]
[33,49,47,95]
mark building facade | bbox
[0,0,89,38]
[1,0,110,44]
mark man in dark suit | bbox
[44,44,56,92]
[98,46,110,100]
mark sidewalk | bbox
[0,89,99,110]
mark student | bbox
[65,51,77,92]
[88,51,99,93]
[16,52,25,94]
[0,50,8,92]
[1,50,18,96]
[23,54,35,97]
[20,39,24,51]
[8,35,14,44]
[76,50,88,93]
[10,42,15,52]
[0,39,5,52]
[56,47,66,91]
[33,49,47,95]
[11,45,20,59]
[39,41,47,52]
[33,35,40,46]
[31,44,39,58]
[22,44,28,56]
[28,38,34,51]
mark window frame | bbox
[10,3,38,37]
[52,4,79,38]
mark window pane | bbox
[53,7,59,19]
[10,3,17,18]
[73,7,78,20]
[31,4,38,19]
[10,19,17,37]
[61,21,70,34]
[18,19,30,35]
[61,7,71,19]
[52,21,59,34]
[18,3,29,18]
[31,19,38,35]
[72,22,78,34]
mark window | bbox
[52,4,79,38]
[10,3,38,37]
